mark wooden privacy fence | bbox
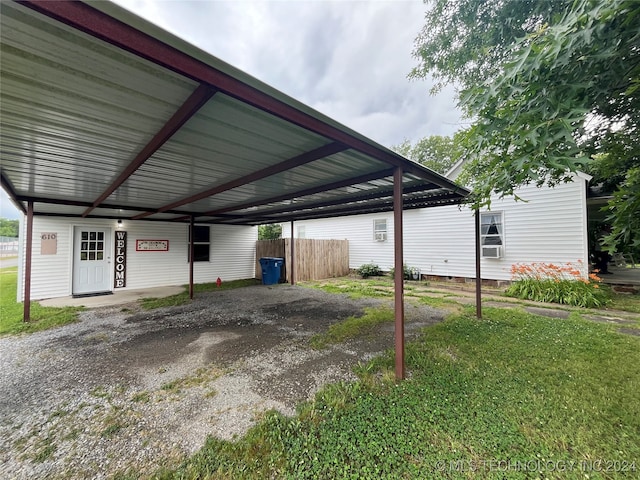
[255,238,349,282]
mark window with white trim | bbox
[373,219,387,242]
[297,225,306,238]
[480,212,504,258]
[188,225,210,262]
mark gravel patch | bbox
[0,285,445,479]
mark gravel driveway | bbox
[0,284,445,479]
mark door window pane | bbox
[80,230,106,261]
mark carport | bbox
[0,0,472,379]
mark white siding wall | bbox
[283,179,590,281]
[18,217,257,301]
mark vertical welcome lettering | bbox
[114,231,127,288]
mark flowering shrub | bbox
[356,263,383,278]
[505,261,609,308]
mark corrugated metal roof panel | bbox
[1,1,198,201]
[105,94,332,207]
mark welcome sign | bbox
[114,231,126,288]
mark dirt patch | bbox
[0,285,445,479]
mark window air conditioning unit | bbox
[481,246,502,258]
[375,232,387,242]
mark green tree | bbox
[393,131,468,175]
[258,224,282,240]
[0,218,19,237]
[412,0,640,251]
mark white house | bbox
[17,217,257,301]
[283,170,593,284]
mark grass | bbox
[308,276,640,316]
[159,364,224,396]
[140,278,261,309]
[305,280,393,299]
[32,436,56,463]
[148,306,640,479]
[310,306,394,349]
[608,291,640,314]
[0,267,83,335]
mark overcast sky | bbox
[1,0,464,220]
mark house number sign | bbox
[40,232,57,255]
[135,239,169,251]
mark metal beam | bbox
[204,193,465,226]
[83,84,217,216]
[23,201,33,322]
[189,216,195,300]
[238,182,439,218]
[20,1,464,192]
[132,142,347,219]
[475,209,482,319]
[185,168,396,220]
[290,220,295,285]
[262,192,464,223]
[393,167,405,381]
[17,195,195,217]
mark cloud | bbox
[111,0,463,147]
[1,189,21,220]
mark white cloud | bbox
[1,189,21,220]
[111,0,464,147]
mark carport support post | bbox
[23,201,33,322]
[290,220,295,285]
[393,167,405,380]
[475,209,482,319]
[189,216,194,300]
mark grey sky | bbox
[1,0,464,220]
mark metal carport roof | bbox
[0,0,476,380]
[0,0,468,224]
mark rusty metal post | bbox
[23,201,33,322]
[475,209,482,319]
[290,220,295,285]
[189,216,194,300]
[393,167,405,380]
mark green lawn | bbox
[608,291,640,314]
[0,267,83,335]
[4,268,638,478]
[146,305,639,480]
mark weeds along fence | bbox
[255,239,349,282]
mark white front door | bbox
[73,227,111,295]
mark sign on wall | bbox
[40,232,57,255]
[135,239,169,251]
[114,231,126,288]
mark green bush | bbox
[505,262,610,308]
[389,263,414,280]
[356,263,382,278]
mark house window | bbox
[373,219,387,242]
[80,231,105,261]
[188,225,210,262]
[297,225,306,238]
[480,212,504,258]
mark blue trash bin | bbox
[259,257,284,285]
